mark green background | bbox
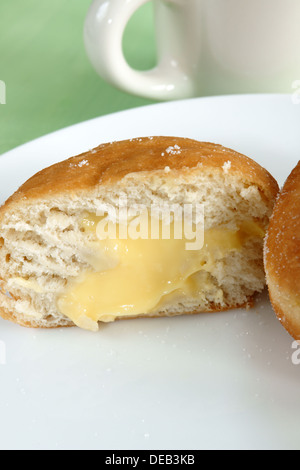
[0,0,159,155]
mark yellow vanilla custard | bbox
[56,214,265,331]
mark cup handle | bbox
[84,0,194,100]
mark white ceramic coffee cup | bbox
[84,0,300,100]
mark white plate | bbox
[1,94,300,451]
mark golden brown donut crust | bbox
[0,137,279,218]
[264,161,300,340]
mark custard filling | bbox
[56,214,264,331]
